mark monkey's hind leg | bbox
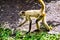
[36,16,43,31]
[42,14,52,31]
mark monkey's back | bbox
[25,10,42,17]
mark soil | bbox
[0,0,60,34]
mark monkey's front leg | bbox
[42,14,52,31]
[19,17,28,27]
[26,20,32,34]
[26,17,32,34]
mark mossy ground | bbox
[0,27,60,40]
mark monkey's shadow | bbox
[31,21,60,33]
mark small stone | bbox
[48,31,60,34]
[1,9,4,11]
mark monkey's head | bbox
[19,11,25,16]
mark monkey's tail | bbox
[38,0,45,12]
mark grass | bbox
[0,28,60,40]
[0,24,60,40]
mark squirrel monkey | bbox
[18,0,52,33]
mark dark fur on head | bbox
[19,11,25,16]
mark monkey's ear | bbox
[21,11,25,16]
[22,11,25,14]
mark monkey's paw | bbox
[48,25,53,31]
[18,24,23,27]
[49,26,52,30]
[46,26,53,31]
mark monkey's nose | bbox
[18,11,22,15]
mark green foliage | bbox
[0,27,60,40]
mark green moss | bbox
[0,27,60,40]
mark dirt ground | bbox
[0,0,60,34]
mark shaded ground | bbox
[46,1,60,34]
[0,0,41,29]
[0,0,60,34]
